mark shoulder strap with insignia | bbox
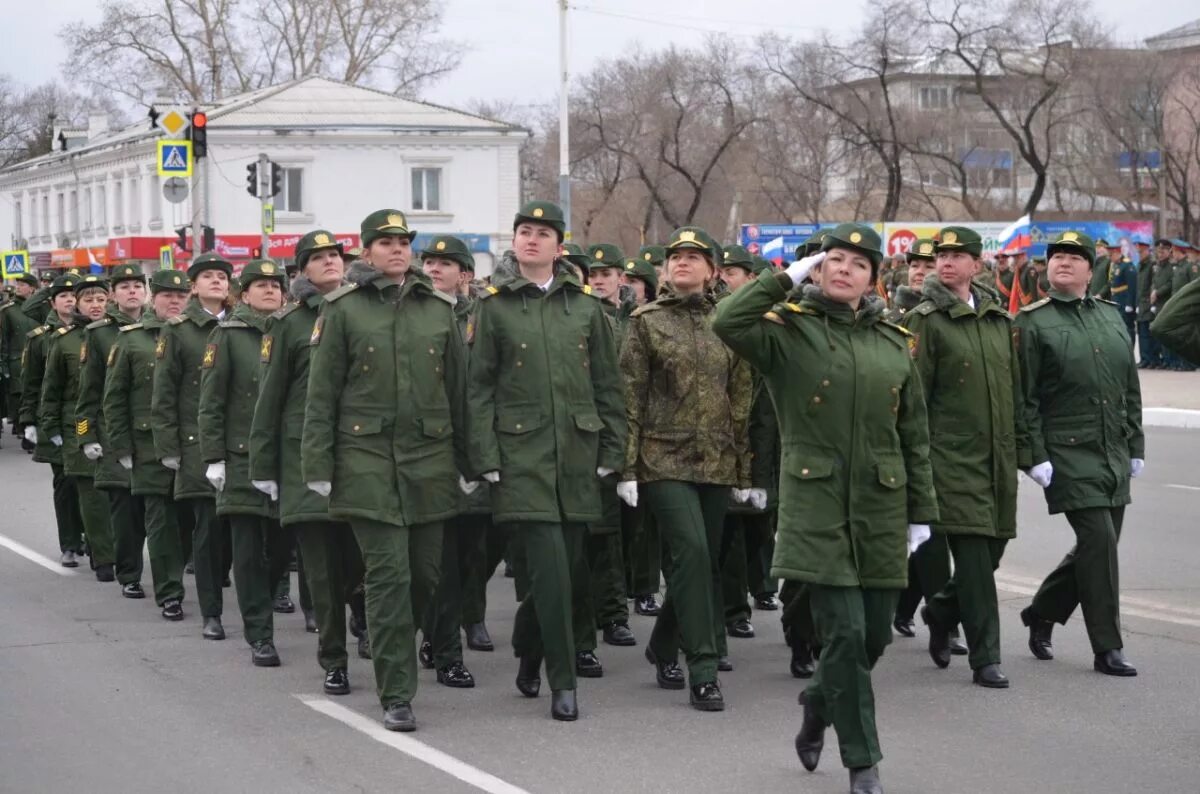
[913,301,937,316]
[118,323,143,333]
[27,325,47,339]
[167,315,187,325]
[762,311,785,325]
[86,317,113,330]
[879,320,914,336]
[481,285,500,298]
[55,326,71,336]
[219,318,250,329]
[325,283,360,303]
[1020,297,1051,313]
[271,303,301,321]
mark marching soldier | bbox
[40,275,117,581]
[199,259,288,667]
[1015,231,1143,678]
[465,200,626,722]
[76,264,147,598]
[1,273,40,437]
[153,252,235,640]
[104,270,192,619]
[1151,272,1200,364]
[302,209,468,732]
[1136,239,1168,368]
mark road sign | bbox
[163,177,189,204]
[155,107,191,138]
[262,203,274,235]
[159,246,174,271]
[157,140,193,178]
[2,250,30,280]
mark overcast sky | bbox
[4,0,1199,112]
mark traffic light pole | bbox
[191,155,205,262]
[258,152,271,258]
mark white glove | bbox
[482,471,500,484]
[616,480,638,507]
[83,443,103,461]
[748,488,768,511]
[597,466,615,478]
[161,456,181,471]
[119,455,133,470]
[252,480,279,501]
[1124,305,1134,313]
[24,425,37,443]
[732,488,752,504]
[907,524,932,555]
[205,461,226,491]
[1028,461,1053,489]
[50,434,63,447]
[307,480,332,497]
[785,251,826,287]
[1130,458,1145,478]
[458,475,480,495]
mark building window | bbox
[13,200,22,241]
[42,195,49,237]
[918,86,950,110]
[412,167,441,211]
[96,185,106,229]
[114,180,124,228]
[278,167,303,212]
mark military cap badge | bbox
[595,249,604,260]
[386,213,405,227]
[943,231,958,244]
[850,232,862,244]
[315,233,331,246]
[532,207,545,218]
[436,240,446,251]
[644,252,652,261]
[919,243,933,255]
[1062,232,1079,243]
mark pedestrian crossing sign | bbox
[157,140,193,178]
[2,249,29,280]
[159,245,174,271]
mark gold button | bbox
[822,379,830,387]
[353,424,360,432]
[429,348,435,355]
[517,360,523,367]
[958,378,965,384]
[578,343,585,349]
[890,386,898,394]
[238,443,244,450]
[435,366,441,373]
[801,468,810,476]
[1069,437,1076,443]
[1102,399,1108,405]
[812,396,821,404]
[187,435,194,441]
[367,346,374,353]
[362,365,369,372]
[889,476,896,483]
[521,343,528,349]
[1094,348,1100,353]
[515,423,523,430]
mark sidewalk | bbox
[1139,369,1200,428]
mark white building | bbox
[1,77,528,277]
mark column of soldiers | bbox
[3,206,1177,794]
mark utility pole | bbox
[191,156,204,257]
[558,0,571,239]
[257,152,271,257]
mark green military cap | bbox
[343,246,363,261]
[360,209,417,248]
[149,269,190,293]
[622,258,659,292]
[820,223,884,267]
[1046,230,1095,265]
[239,259,287,290]
[187,252,233,280]
[513,200,566,240]
[637,245,666,266]
[935,226,983,257]
[721,244,755,270]
[13,272,38,287]
[1096,237,1110,247]
[750,255,773,276]
[561,242,591,268]
[1171,238,1191,250]
[73,273,110,294]
[50,273,82,296]
[420,235,474,270]
[1032,255,1047,264]
[908,238,937,261]
[586,243,625,269]
[109,263,145,285]
[664,226,719,261]
[796,231,828,259]
[296,230,344,270]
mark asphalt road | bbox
[1,426,1198,794]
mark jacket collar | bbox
[799,284,885,326]
[921,274,1006,318]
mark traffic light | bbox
[246,162,259,197]
[175,226,188,252]
[202,226,215,253]
[190,110,208,158]
[251,246,262,258]
[269,162,282,197]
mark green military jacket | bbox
[713,272,938,589]
[620,292,751,487]
[199,303,275,519]
[302,263,468,528]
[883,285,922,325]
[726,369,781,515]
[452,293,491,516]
[1014,292,1144,514]
[1135,258,1155,321]
[1090,256,1112,298]
[1171,259,1198,297]
[466,264,626,525]
[1150,278,1200,366]
[248,277,332,526]
[152,299,223,500]
[1151,259,1176,310]
[40,315,99,478]
[902,276,1018,538]
[1,296,38,411]
[104,313,174,496]
[76,309,138,490]
[19,315,61,464]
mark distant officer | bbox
[153,253,234,640]
[1090,238,1114,298]
[1015,231,1142,678]
[622,256,659,306]
[20,273,85,565]
[303,209,468,732]
[75,264,148,598]
[1108,252,1138,343]
[1135,238,1167,368]
[1,273,40,433]
[466,200,626,722]
[992,252,1018,310]
[40,275,117,581]
[1168,242,1197,370]
[1148,241,1182,368]
[637,244,667,287]
[104,269,192,619]
[883,240,935,327]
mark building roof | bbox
[1145,18,1200,50]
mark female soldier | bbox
[713,223,937,794]
[1015,231,1143,678]
[618,226,752,712]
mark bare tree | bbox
[0,77,122,167]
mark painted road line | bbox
[296,695,531,794]
[1164,483,1200,492]
[996,578,1200,629]
[0,533,78,576]
[998,571,1200,618]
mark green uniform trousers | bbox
[72,476,114,566]
[187,498,224,618]
[50,463,84,553]
[1031,506,1125,653]
[426,514,486,669]
[895,557,923,623]
[144,494,185,605]
[910,530,951,601]
[294,520,361,671]
[588,531,630,630]
[780,579,817,650]
[351,519,442,707]
[926,536,1007,669]
[623,502,665,598]
[805,585,900,770]
[644,481,729,686]
[229,515,291,645]
[460,517,508,626]
[719,512,776,622]
[111,489,146,585]
[508,521,586,692]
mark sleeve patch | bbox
[76,419,89,437]
[107,345,118,367]
[155,336,167,359]
[78,341,88,364]
[465,318,475,344]
[260,335,274,363]
[310,315,324,345]
[202,343,217,369]
[908,333,918,359]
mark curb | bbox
[1144,407,1200,429]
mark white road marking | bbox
[295,695,531,794]
[0,533,77,576]
[996,575,1200,628]
[1164,483,1200,492]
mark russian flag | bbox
[762,235,785,265]
[998,215,1031,254]
[87,249,104,274]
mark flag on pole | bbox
[761,236,785,265]
[997,214,1032,254]
[87,249,104,274]
[1007,268,1025,315]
